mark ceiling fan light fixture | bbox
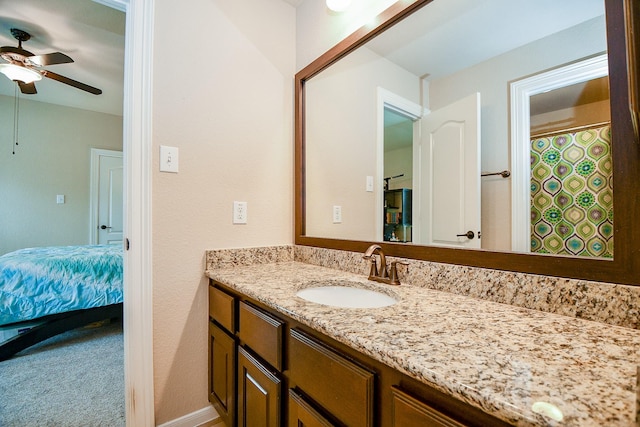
[0,63,42,84]
[326,0,351,12]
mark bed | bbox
[0,244,123,361]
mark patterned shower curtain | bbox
[530,123,613,258]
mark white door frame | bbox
[376,87,423,241]
[99,0,155,426]
[509,54,608,253]
[89,148,123,244]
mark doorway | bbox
[0,0,134,423]
[510,54,609,254]
[376,87,421,241]
[383,108,414,243]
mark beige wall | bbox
[305,47,419,240]
[0,94,122,255]
[531,99,610,136]
[151,0,295,423]
[385,146,413,190]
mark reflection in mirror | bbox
[383,107,413,243]
[510,55,611,257]
[304,0,611,259]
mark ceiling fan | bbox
[0,28,102,95]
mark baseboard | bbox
[156,405,220,427]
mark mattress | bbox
[0,244,123,326]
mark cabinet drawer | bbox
[238,301,284,370]
[289,329,375,427]
[289,389,336,427]
[392,386,466,427]
[209,285,236,333]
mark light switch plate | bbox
[160,145,179,173]
[366,176,374,192]
[56,195,65,204]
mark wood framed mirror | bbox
[295,0,640,285]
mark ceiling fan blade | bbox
[42,70,102,95]
[28,52,74,66]
[17,81,37,94]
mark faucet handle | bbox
[363,255,378,278]
[388,260,409,285]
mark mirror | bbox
[295,0,640,285]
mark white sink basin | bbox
[296,282,397,308]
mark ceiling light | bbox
[0,63,42,84]
[326,0,351,12]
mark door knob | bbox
[100,225,112,230]
[456,230,475,239]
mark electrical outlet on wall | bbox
[333,205,342,223]
[233,201,247,224]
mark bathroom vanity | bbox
[206,258,640,427]
[208,280,506,427]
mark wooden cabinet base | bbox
[209,280,510,427]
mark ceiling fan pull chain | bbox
[12,85,19,154]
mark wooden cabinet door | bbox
[288,389,336,427]
[238,346,282,427]
[209,322,236,427]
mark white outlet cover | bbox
[233,201,247,224]
[333,205,342,223]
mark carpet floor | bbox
[0,319,125,427]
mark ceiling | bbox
[0,0,605,118]
[366,0,605,82]
[0,0,125,116]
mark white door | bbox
[90,149,123,245]
[418,92,481,248]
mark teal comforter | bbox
[0,245,123,326]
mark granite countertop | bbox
[206,261,640,427]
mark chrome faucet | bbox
[363,244,408,285]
